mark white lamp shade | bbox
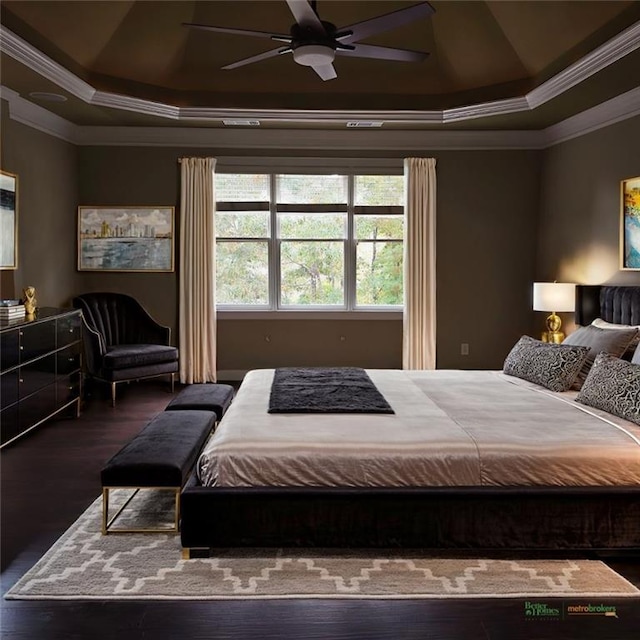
[533,282,576,312]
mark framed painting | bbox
[0,170,18,270]
[621,176,640,270]
[78,206,174,272]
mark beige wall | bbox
[536,115,640,333]
[1,102,79,305]
[537,115,640,286]
[76,146,541,371]
[2,112,542,372]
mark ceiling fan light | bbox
[293,45,335,67]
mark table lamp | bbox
[533,282,575,343]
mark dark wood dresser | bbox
[0,307,82,447]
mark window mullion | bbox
[346,175,355,311]
[270,173,279,311]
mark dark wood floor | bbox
[1,379,639,640]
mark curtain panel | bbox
[179,157,217,383]
[403,157,437,370]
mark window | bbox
[215,173,404,311]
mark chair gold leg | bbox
[111,382,117,407]
[170,372,175,393]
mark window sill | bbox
[217,310,403,320]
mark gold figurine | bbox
[23,285,37,317]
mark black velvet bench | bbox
[101,410,216,534]
[164,383,235,421]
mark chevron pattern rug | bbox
[5,490,640,601]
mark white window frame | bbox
[216,172,403,315]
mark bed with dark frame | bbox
[180,285,640,555]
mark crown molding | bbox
[443,97,529,123]
[179,107,445,125]
[0,85,78,142]
[0,27,95,102]
[1,21,639,126]
[91,91,180,119]
[542,86,640,146]
[527,21,640,109]
[3,81,639,151]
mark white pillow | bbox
[592,318,640,331]
[591,318,640,360]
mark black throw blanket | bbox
[268,367,394,414]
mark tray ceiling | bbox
[1,0,640,130]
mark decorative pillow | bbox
[632,345,640,366]
[576,352,640,425]
[591,318,640,360]
[503,336,590,392]
[562,324,639,389]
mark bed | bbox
[181,285,640,553]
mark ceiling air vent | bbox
[346,121,384,128]
[222,119,261,126]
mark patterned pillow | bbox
[503,336,590,392]
[576,352,640,425]
[562,324,639,389]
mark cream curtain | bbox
[179,157,217,383]
[403,157,437,370]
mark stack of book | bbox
[0,303,26,322]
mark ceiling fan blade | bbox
[312,63,337,81]
[222,48,290,70]
[184,22,288,40]
[341,2,435,44]
[285,0,325,31]
[337,44,428,63]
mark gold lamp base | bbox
[541,312,564,343]
[541,331,565,343]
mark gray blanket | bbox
[268,367,394,414]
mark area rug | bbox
[5,490,640,601]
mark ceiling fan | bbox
[184,0,435,81]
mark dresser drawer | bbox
[57,371,81,405]
[1,369,19,410]
[57,343,81,375]
[0,329,19,370]
[18,384,57,432]
[19,354,57,399]
[57,313,82,348]
[20,322,56,363]
[0,404,19,445]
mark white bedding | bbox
[197,369,640,488]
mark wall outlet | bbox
[461,343,469,356]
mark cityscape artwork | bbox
[78,206,174,272]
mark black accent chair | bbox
[73,292,179,407]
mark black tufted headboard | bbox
[575,285,640,326]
